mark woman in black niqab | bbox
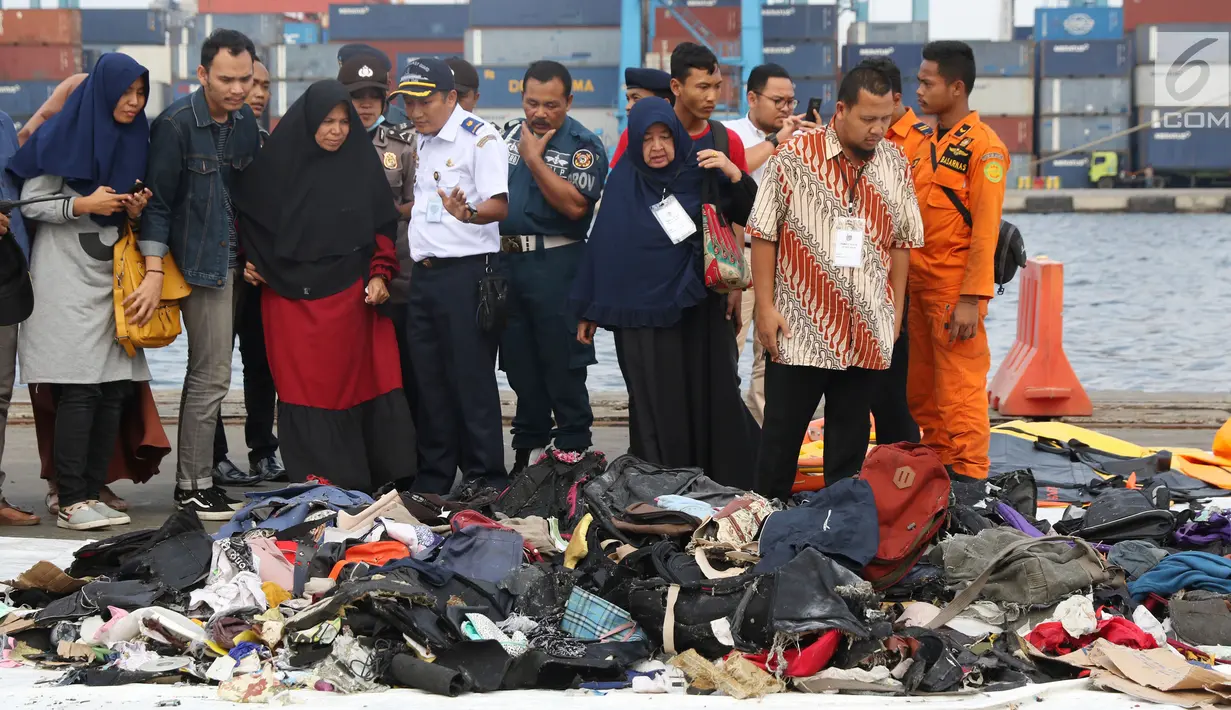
[233,79,415,494]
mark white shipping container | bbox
[1038,77,1131,116]
[968,77,1033,116]
[117,45,173,86]
[271,80,314,118]
[172,44,195,81]
[1007,153,1032,187]
[466,28,621,67]
[270,44,339,80]
[146,81,169,117]
[846,21,927,45]
[1133,64,1231,107]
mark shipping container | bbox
[283,22,321,45]
[0,46,81,82]
[85,45,173,86]
[190,14,283,48]
[270,80,314,117]
[1012,26,1033,42]
[80,9,165,45]
[146,81,169,117]
[846,22,928,46]
[196,0,371,14]
[761,4,837,41]
[968,77,1034,117]
[762,40,838,79]
[175,43,273,80]
[173,81,197,101]
[842,43,925,73]
[478,65,619,109]
[1034,7,1123,41]
[654,6,739,40]
[646,34,740,59]
[1038,78,1132,116]
[965,41,1034,78]
[981,116,1034,154]
[1037,115,1131,153]
[1124,0,1231,32]
[465,28,620,67]
[1136,108,1231,171]
[0,81,60,116]
[900,76,922,113]
[270,44,341,80]
[0,9,82,46]
[1133,23,1231,64]
[467,0,619,29]
[1035,152,1119,188]
[1006,153,1033,186]
[395,52,467,75]
[329,4,467,41]
[1133,63,1231,107]
[1038,39,1133,78]
[792,79,838,118]
[374,39,464,69]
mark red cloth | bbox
[1026,615,1158,655]
[262,234,402,411]
[736,630,841,677]
[611,124,748,172]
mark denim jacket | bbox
[141,89,260,288]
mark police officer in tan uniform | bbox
[338,56,418,401]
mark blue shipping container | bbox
[966,41,1034,78]
[81,9,165,45]
[191,14,283,48]
[479,66,618,109]
[793,79,838,118]
[1136,109,1231,172]
[1038,39,1132,78]
[900,77,922,113]
[762,5,838,41]
[467,0,619,28]
[1012,26,1033,42]
[329,5,467,41]
[762,40,838,79]
[841,43,925,73]
[1035,7,1123,41]
[1037,115,1131,153]
[0,81,60,117]
[282,22,320,45]
[1036,152,1116,188]
[396,53,460,75]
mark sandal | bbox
[100,486,129,512]
[45,492,59,517]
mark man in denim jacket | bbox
[142,29,261,521]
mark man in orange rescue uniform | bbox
[908,41,1008,481]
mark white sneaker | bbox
[57,502,112,531]
[89,500,131,526]
[529,447,547,466]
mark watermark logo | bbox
[1154,32,1231,108]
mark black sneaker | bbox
[213,458,261,486]
[216,486,245,511]
[252,456,287,483]
[174,487,237,521]
[510,449,531,478]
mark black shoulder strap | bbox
[930,142,973,229]
[708,119,730,158]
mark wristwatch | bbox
[462,205,478,224]
[766,132,780,148]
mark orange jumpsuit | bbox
[886,107,932,164]
[907,111,1008,479]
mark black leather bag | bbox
[476,258,508,334]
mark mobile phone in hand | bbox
[806,97,823,123]
[128,180,146,194]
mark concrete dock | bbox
[1004,188,1231,213]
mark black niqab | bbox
[233,80,400,300]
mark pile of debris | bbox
[3,443,1231,705]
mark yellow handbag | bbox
[113,223,192,357]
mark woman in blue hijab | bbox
[10,53,154,532]
[568,97,761,489]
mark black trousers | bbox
[754,361,876,502]
[54,381,132,509]
[407,257,507,494]
[869,331,920,446]
[499,243,594,452]
[213,279,278,465]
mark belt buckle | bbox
[420,258,434,269]
[501,236,523,254]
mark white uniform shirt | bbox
[723,114,769,185]
[409,105,510,261]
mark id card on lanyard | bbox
[651,194,697,244]
[833,163,867,268]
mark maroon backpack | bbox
[856,443,951,590]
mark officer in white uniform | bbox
[394,57,511,494]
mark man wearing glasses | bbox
[723,63,817,424]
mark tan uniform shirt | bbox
[372,121,416,303]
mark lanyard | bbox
[846,162,867,216]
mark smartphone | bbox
[805,97,823,123]
[127,180,146,194]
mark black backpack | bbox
[929,144,1027,294]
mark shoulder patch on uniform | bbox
[385,124,415,145]
[983,160,1004,184]
[460,116,485,136]
[958,136,973,148]
[476,135,495,148]
[981,151,1006,162]
[572,149,595,170]
[913,121,933,136]
[953,123,972,138]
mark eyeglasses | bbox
[753,92,798,110]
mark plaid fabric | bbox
[561,586,646,642]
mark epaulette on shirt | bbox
[460,116,486,136]
[387,122,416,144]
[913,121,934,136]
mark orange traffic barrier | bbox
[988,257,1092,417]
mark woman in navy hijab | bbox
[568,97,761,489]
[9,53,154,532]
